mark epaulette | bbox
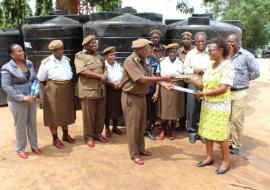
[75,51,83,56]
[63,55,70,62]
[133,56,140,63]
[41,56,50,64]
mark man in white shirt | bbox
[37,40,76,149]
[183,32,210,143]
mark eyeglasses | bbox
[208,49,217,54]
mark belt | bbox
[123,91,145,97]
[49,80,71,84]
[230,86,249,91]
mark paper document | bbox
[171,74,194,82]
[172,85,196,94]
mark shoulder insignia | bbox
[133,56,140,63]
[41,57,50,64]
[63,55,70,62]
[75,51,83,56]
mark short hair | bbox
[211,38,228,59]
[181,31,192,38]
[8,44,19,55]
[194,32,207,42]
[228,33,241,45]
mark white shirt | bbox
[37,55,73,81]
[183,48,210,74]
[105,60,123,84]
[159,57,184,77]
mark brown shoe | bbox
[86,140,95,148]
[95,135,108,143]
[62,134,76,144]
[52,139,64,149]
[105,128,112,138]
[112,126,123,135]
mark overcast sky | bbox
[28,0,206,20]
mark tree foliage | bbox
[176,0,215,14]
[176,0,270,48]
[205,0,270,48]
[35,0,53,16]
[0,0,32,29]
[83,0,122,11]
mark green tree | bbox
[83,0,122,11]
[205,0,270,48]
[35,0,53,16]
[0,0,32,29]
[176,0,214,14]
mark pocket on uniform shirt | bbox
[86,63,99,71]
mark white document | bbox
[172,85,196,94]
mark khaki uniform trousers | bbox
[80,98,105,142]
[121,92,146,158]
[229,89,248,149]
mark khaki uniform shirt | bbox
[75,49,105,99]
[178,45,194,62]
[153,44,166,58]
[121,52,149,95]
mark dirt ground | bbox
[0,59,269,190]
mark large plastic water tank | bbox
[22,16,83,72]
[166,15,242,44]
[83,13,167,63]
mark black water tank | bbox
[166,15,242,44]
[22,16,83,72]
[134,13,163,22]
[89,11,123,21]
[27,9,90,24]
[0,29,24,105]
[83,13,167,63]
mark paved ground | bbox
[0,59,269,190]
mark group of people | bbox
[1,29,260,174]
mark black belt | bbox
[230,86,249,91]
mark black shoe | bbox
[146,130,157,141]
[189,133,197,144]
[230,147,239,154]
[216,166,230,174]
[196,160,214,167]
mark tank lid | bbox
[44,16,81,26]
[49,9,68,15]
[188,16,210,25]
[110,13,152,23]
[113,6,137,13]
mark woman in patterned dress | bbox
[185,39,234,174]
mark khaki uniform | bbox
[75,49,106,142]
[178,46,194,62]
[37,55,75,127]
[121,52,149,158]
[153,44,166,59]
